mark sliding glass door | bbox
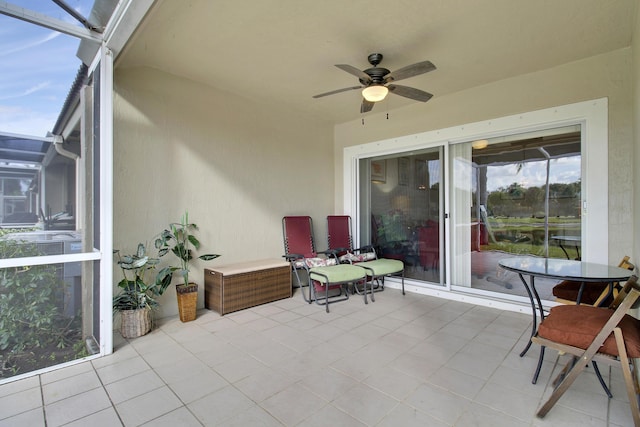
[353,126,583,300]
[449,125,582,300]
[359,147,444,286]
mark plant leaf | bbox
[136,243,146,257]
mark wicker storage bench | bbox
[204,259,291,315]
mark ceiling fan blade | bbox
[388,84,433,102]
[360,99,375,113]
[385,60,436,82]
[312,86,362,98]
[335,64,373,84]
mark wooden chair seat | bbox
[552,255,634,306]
[552,281,612,305]
[538,304,640,358]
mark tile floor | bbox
[0,288,635,426]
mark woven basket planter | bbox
[176,283,198,322]
[120,307,151,338]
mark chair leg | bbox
[364,279,369,304]
[325,282,330,313]
[614,328,640,426]
[292,268,311,303]
[532,346,545,384]
[537,354,590,417]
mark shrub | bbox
[0,237,82,377]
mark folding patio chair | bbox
[552,255,635,306]
[327,215,405,303]
[532,275,640,425]
[283,216,366,312]
[416,220,439,271]
[327,215,377,263]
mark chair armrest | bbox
[318,249,339,260]
[283,253,303,262]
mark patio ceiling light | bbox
[472,139,488,150]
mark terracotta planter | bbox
[120,307,151,338]
[176,283,198,322]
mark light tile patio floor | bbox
[0,288,634,426]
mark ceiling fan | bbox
[312,53,436,113]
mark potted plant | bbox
[113,243,163,338]
[155,212,220,322]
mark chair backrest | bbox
[610,274,640,310]
[283,216,316,258]
[327,215,352,254]
[601,255,636,307]
[417,224,439,266]
[619,255,635,272]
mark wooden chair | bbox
[532,275,640,425]
[552,255,635,306]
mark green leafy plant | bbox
[113,243,164,312]
[155,211,220,290]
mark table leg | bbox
[576,281,586,305]
[517,273,537,357]
[517,273,548,384]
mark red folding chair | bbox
[282,216,365,312]
[417,220,439,271]
[327,215,405,302]
[327,215,377,262]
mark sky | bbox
[486,156,581,192]
[0,1,95,137]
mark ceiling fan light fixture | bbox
[362,85,388,102]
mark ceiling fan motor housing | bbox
[361,53,389,85]
[361,67,390,85]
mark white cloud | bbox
[0,31,60,57]
[0,104,56,136]
[0,81,51,100]
[486,157,580,192]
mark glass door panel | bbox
[0,69,102,381]
[450,126,582,299]
[359,147,444,285]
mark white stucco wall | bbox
[113,67,334,318]
[633,1,640,266]
[334,48,634,265]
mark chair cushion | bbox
[538,305,640,358]
[357,259,404,276]
[552,280,612,306]
[309,264,366,283]
[339,252,377,263]
[303,257,337,268]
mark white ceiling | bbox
[117,0,637,125]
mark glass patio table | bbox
[498,256,632,384]
[550,235,581,260]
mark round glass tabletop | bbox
[498,256,632,282]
